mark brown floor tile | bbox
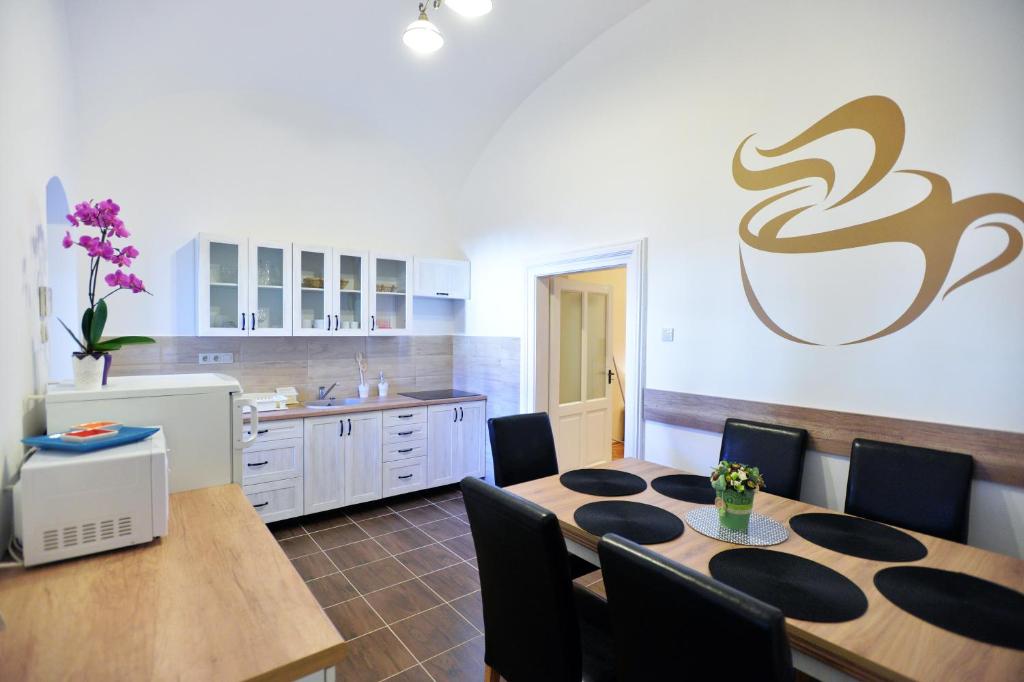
[391,605,478,660]
[375,527,434,555]
[324,538,391,571]
[364,578,443,624]
[385,664,434,682]
[347,501,395,522]
[278,534,320,559]
[397,504,451,526]
[268,520,306,540]
[436,497,467,517]
[332,627,416,682]
[468,558,478,569]
[441,533,476,560]
[358,513,413,537]
[450,590,484,631]
[324,597,385,639]
[588,580,607,598]
[344,556,415,594]
[573,569,603,587]
[306,572,359,608]
[388,495,432,512]
[301,509,352,533]
[310,522,370,550]
[454,513,469,525]
[422,636,485,682]
[424,486,462,503]
[419,516,471,542]
[291,552,336,581]
[420,562,480,601]
[395,543,464,577]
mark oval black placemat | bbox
[651,474,716,504]
[560,469,647,497]
[709,548,868,623]
[574,500,684,545]
[874,566,1024,650]
[789,513,928,562]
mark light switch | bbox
[661,328,675,342]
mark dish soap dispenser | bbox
[378,370,389,398]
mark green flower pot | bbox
[717,487,756,532]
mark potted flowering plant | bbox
[711,460,765,533]
[59,198,154,389]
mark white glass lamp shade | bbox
[403,13,445,54]
[445,0,493,17]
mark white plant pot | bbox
[72,353,106,390]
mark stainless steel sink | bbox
[304,398,366,409]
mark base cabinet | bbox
[303,416,346,514]
[344,412,383,505]
[426,401,485,488]
[244,477,304,523]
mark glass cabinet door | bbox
[371,255,412,335]
[292,245,333,336]
[248,241,291,336]
[335,251,367,335]
[198,235,247,336]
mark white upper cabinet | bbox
[197,234,291,336]
[414,258,470,300]
[335,249,369,335]
[370,254,413,335]
[293,245,369,336]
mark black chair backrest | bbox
[461,476,582,682]
[598,534,794,682]
[845,438,973,543]
[719,418,808,500]
[488,412,559,488]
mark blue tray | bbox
[23,426,161,453]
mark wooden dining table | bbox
[506,458,1024,682]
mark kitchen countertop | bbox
[0,485,346,681]
[249,393,486,422]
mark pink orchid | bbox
[66,213,80,227]
[62,231,73,249]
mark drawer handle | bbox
[248,461,269,467]
[397,474,414,480]
[397,448,414,453]
[257,429,270,435]
[397,414,414,418]
[252,501,269,508]
[397,431,414,436]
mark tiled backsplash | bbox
[109,335,521,407]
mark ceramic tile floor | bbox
[270,485,489,682]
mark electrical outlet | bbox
[198,352,234,364]
[661,328,675,342]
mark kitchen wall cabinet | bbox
[370,254,413,335]
[426,400,484,487]
[292,245,369,336]
[303,415,346,514]
[343,412,383,505]
[414,258,470,300]
[197,234,292,336]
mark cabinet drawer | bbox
[383,407,427,428]
[243,418,303,443]
[384,441,427,463]
[384,422,427,444]
[383,457,427,497]
[243,477,303,523]
[242,438,302,485]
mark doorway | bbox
[522,240,647,464]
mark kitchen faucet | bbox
[318,383,337,400]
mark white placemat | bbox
[685,506,789,546]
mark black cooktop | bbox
[399,389,481,400]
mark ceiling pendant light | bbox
[444,0,493,18]
[403,4,445,55]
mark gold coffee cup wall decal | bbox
[733,95,1023,345]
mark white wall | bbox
[0,0,76,549]
[455,0,1024,556]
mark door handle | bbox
[348,418,352,436]
[608,369,614,385]
[371,315,376,331]
[436,292,449,296]
[397,431,413,436]
[459,407,464,422]
[252,501,269,508]
[339,420,344,437]
[247,461,269,467]
[397,414,414,419]
[397,474,413,480]
[241,313,246,331]
[257,428,269,435]
[251,312,256,330]
[397,448,413,453]
[453,407,457,422]
[334,314,340,331]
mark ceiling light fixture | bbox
[403,0,492,54]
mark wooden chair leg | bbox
[484,663,500,682]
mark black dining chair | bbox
[598,533,794,682]
[488,412,560,488]
[461,477,615,682]
[719,418,808,500]
[845,438,973,543]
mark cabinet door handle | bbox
[241,313,246,331]
[397,448,413,453]
[435,292,449,296]
[339,420,344,437]
[348,418,352,436]
[397,431,413,436]
[397,474,413,480]
[371,315,376,331]
[251,312,256,330]
[397,414,414,419]
[334,314,340,331]
[257,428,269,434]
[247,461,269,467]
[252,501,269,508]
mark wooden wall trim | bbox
[644,389,1024,488]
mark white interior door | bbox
[549,278,613,470]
